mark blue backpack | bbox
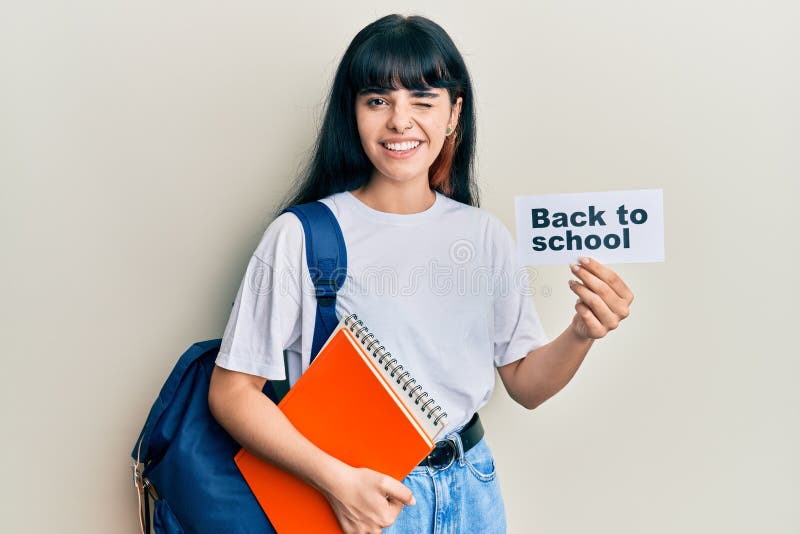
[131,201,347,533]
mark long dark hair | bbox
[272,14,479,219]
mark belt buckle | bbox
[427,437,459,470]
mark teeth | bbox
[383,141,421,151]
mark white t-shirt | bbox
[216,189,550,432]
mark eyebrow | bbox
[358,87,440,98]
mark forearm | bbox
[511,323,594,409]
[208,370,347,498]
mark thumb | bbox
[383,478,416,506]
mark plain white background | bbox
[2,1,797,532]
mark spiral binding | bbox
[344,313,448,427]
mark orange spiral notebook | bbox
[234,313,450,534]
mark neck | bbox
[351,175,436,214]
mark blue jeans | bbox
[382,432,507,534]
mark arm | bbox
[208,365,347,495]
[497,257,634,410]
[497,325,593,410]
[207,365,415,534]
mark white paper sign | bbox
[514,189,664,265]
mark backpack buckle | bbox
[316,296,335,307]
[132,461,159,499]
[315,279,338,307]
[132,462,142,490]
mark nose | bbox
[387,101,414,133]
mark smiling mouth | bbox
[381,140,422,152]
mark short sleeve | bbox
[491,218,550,368]
[215,212,305,379]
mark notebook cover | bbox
[234,322,438,534]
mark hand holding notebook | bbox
[235,313,449,534]
[321,463,417,532]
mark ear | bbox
[450,96,463,128]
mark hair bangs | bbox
[349,30,459,96]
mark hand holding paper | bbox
[567,256,634,340]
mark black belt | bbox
[418,412,484,468]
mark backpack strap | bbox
[280,201,347,362]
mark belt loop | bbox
[446,429,466,467]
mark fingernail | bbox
[570,263,580,272]
[579,257,590,265]
[568,280,575,286]
[410,496,416,505]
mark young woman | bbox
[208,13,634,534]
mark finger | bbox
[383,479,415,506]
[569,263,627,319]
[574,257,634,304]
[569,280,620,330]
[575,301,605,338]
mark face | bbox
[355,86,462,187]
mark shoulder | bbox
[317,191,348,217]
[269,210,304,234]
[441,194,514,244]
[252,193,348,267]
[252,211,305,268]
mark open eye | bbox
[367,98,387,107]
